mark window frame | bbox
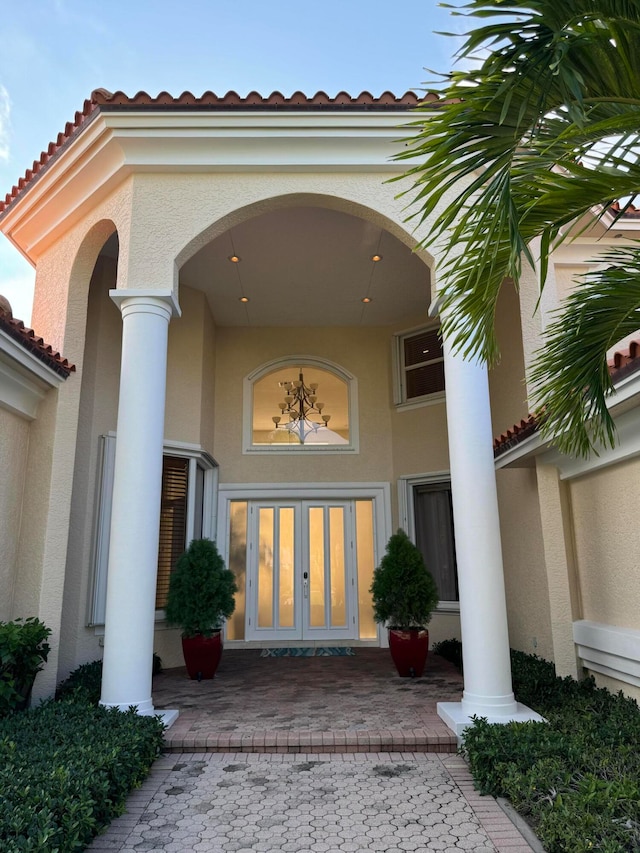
[88,434,218,627]
[397,472,459,612]
[392,324,445,411]
[243,355,359,455]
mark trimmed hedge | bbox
[55,654,163,705]
[435,641,640,853]
[0,698,164,852]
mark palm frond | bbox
[530,247,640,457]
[398,0,640,452]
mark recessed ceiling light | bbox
[361,297,372,304]
[228,254,241,263]
[239,296,249,303]
[371,254,382,262]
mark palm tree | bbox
[400,0,640,456]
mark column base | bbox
[146,708,179,729]
[438,701,544,738]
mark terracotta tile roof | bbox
[93,88,426,109]
[609,201,640,219]
[493,414,540,457]
[0,308,75,378]
[0,89,429,217]
[494,341,640,457]
[608,338,640,380]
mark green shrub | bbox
[0,699,164,852]
[56,654,163,705]
[461,649,640,853]
[0,618,51,716]
[55,660,103,705]
[432,638,463,671]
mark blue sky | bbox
[0,0,465,324]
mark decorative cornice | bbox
[0,89,431,218]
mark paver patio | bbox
[88,651,539,852]
[154,649,461,753]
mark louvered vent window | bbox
[155,455,189,609]
[402,327,445,401]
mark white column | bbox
[437,325,543,736]
[100,290,179,724]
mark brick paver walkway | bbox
[87,651,539,852]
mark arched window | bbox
[243,357,358,453]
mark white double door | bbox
[246,500,357,642]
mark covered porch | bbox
[154,649,462,753]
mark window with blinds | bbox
[90,436,216,627]
[413,482,459,603]
[399,326,445,402]
[155,455,190,609]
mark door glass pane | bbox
[329,507,346,627]
[356,500,377,639]
[258,508,274,627]
[279,507,295,628]
[227,501,247,640]
[308,507,326,628]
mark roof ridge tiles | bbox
[91,88,424,107]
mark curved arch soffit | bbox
[61,219,119,362]
[175,191,435,276]
[244,354,359,453]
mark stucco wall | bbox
[60,256,121,675]
[165,286,209,445]
[489,281,529,437]
[0,408,30,620]
[570,458,640,630]
[213,326,395,486]
[497,467,554,660]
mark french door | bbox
[246,500,356,641]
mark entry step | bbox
[163,727,457,753]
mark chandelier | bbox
[272,371,331,443]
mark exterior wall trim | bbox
[0,329,66,419]
[496,371,640,479]
[573,619,640,689]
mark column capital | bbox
[109,288,181,319]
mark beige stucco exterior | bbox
[570,458,640,630]
[1,98,640,705]
[0,407,30,619]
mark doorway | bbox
[222,490,387,645]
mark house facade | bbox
[1,89,638,734]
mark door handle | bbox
[303,571,308,598]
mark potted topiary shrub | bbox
[165,538,237,680]
[370,529,439,677]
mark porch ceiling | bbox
[179,206,431,327]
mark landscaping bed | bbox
[435,641,640,853]
[0,675,164,852]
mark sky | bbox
[0,0,466,324]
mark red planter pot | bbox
[181,632,223,680]
[388,628,429,677]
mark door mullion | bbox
[272,508,280,632]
